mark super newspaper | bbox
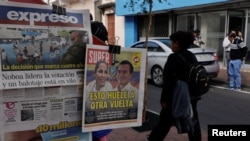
[82,45,147,132]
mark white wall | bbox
[68,0,125,47]
[101,0,125,47]
[68,1,95,19]
[102,0,115,4]
[114,16,124,47]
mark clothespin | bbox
[108,44,121,54]
[108,44,121,65]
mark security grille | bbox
[138,13,169,38]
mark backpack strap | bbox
[177,53,196,82]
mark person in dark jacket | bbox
[147,31,202,141]
[228,38,248,90]
[60,30,86,64]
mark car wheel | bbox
[151,66,163,87]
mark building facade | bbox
[40,0,125,46]
[116,0,250,65]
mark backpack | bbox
[91,21,108,42]
[188,62,209,96]
[178,54,210,97]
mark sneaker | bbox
[229,87,235,90]
[235,88,241,91]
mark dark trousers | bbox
[148,100,201,141]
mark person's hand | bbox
[160,102,167,109]
[200,40,205,45]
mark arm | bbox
[160,54,177,108]
[242,47,248,60]
[60,44,86,64]
[222,37,230,48]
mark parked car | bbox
[129,37,219,87]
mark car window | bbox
[131,41,164,52]
[147,42,164,52]
[190,44,201,48]
[154,39,172,47]
[131,42,145,48]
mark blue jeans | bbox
[228,59,242,88]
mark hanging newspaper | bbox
[0,1,92,89]
[82,44,147,132]
[0,1,92,141]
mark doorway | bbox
[228,10,250,64]
[107,14,115,45]
[228,10,245,36]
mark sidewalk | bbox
[106,64,250,141]
[213,64,250,88]
[107,127,208,141]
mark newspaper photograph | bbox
[82,45,147,132]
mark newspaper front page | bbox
[0,1,91,89]
[82,45,147,132]
[0,1,92,141]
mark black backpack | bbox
[91,21,108,42]
[178,54,210,97]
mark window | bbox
[131,42,145,49]
[176,14,195,32]
[197,11,226,61]
[147,42,164,52]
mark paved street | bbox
[106,65,250,141]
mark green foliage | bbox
[123,0,169,14]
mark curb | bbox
[213,66,250,88]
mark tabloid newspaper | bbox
[82,45,147,132]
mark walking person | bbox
[147,31,202,141]
[228,37,248,90]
